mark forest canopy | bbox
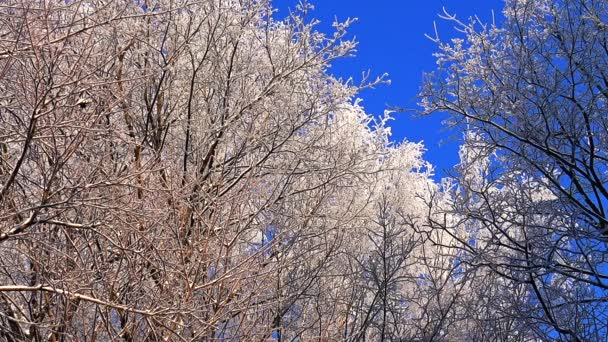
[0,0,606,341]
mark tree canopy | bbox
[0,0,606,340]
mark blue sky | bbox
[273,0,504,178]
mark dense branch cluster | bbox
[0,0,459,340]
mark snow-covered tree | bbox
[421,0,608,339]
[0,0,458,340]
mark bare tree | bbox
[421,0,608,340]
[342,197,420,341]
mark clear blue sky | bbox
[273,0,504,178]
